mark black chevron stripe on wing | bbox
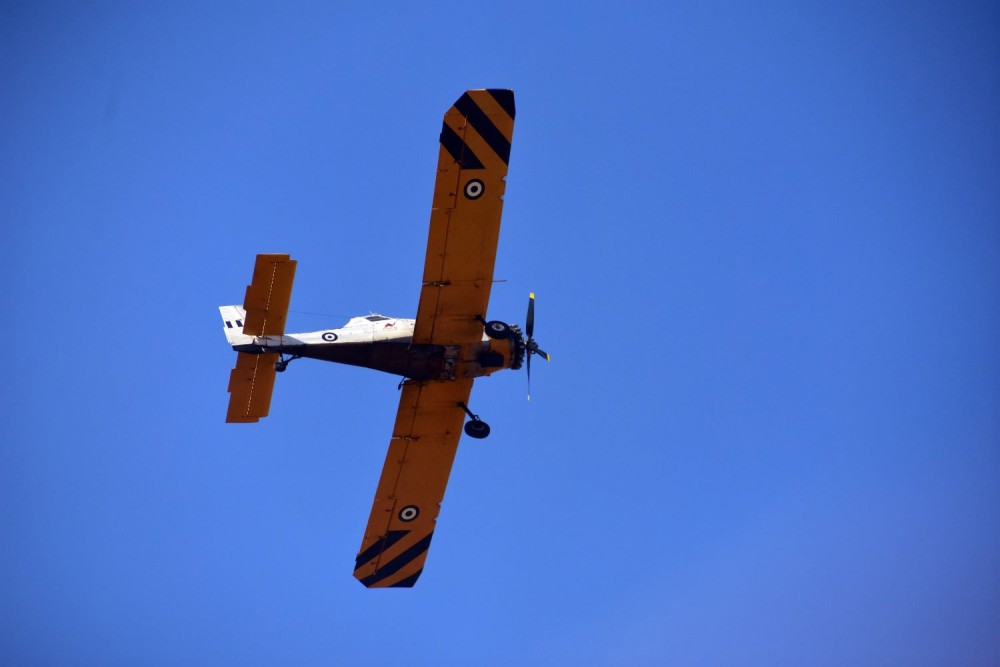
[354,529,408,572]
[355,531,435,588]
[439,88,515,169]
[453,92,513,165]
[440,122,484,169]
[487,88,516,120]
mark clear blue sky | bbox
[2,2,998,665]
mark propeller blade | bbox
[527,339,550,360]
[524,291,547,399]
[526,292,536,340]
[526,348,532,400]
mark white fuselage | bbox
[219,307,517,381]
[225,314,417,350]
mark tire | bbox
[485,321,511,340]
[464,420,491,439]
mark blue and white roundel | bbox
[464,179,484,200]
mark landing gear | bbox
[457,401,491,439]
[464,420,491,439]
[274,353,302,373]
[476,315,512,340]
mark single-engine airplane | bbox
[219,89,548,588]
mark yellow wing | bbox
[353,379,473,587]
[355,90,516,586]
[413,89,516,346]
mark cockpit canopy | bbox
[343,314,395,328]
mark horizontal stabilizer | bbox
[226,352,279,423]
[243,254,297,336]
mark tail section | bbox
[221,253,298,423]
[219,305,253,346]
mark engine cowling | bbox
[507,323,527,370]
[477,324,526,373]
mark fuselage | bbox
[225,313,522,381]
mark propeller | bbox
[524,292,550,399]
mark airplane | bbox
[218,89,548,588]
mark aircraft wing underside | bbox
[353,378,473,587]
[413,88,516,346]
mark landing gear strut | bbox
[275,353,302,373]
[457,402,491,439]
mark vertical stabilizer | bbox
[219,305,251,346]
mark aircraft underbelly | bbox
[292,341,446,380]
[280,339,507,381]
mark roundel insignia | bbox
[464,179,485,200]
[322,332,338,342]
[398,505,420,522]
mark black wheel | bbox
[275,361,287,373]
[464,419,491,439]
[485,320,511,340]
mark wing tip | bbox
[456,88,515,119]
[485,88,515,119]
[353,530,434,588]
[354,567,424,589]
